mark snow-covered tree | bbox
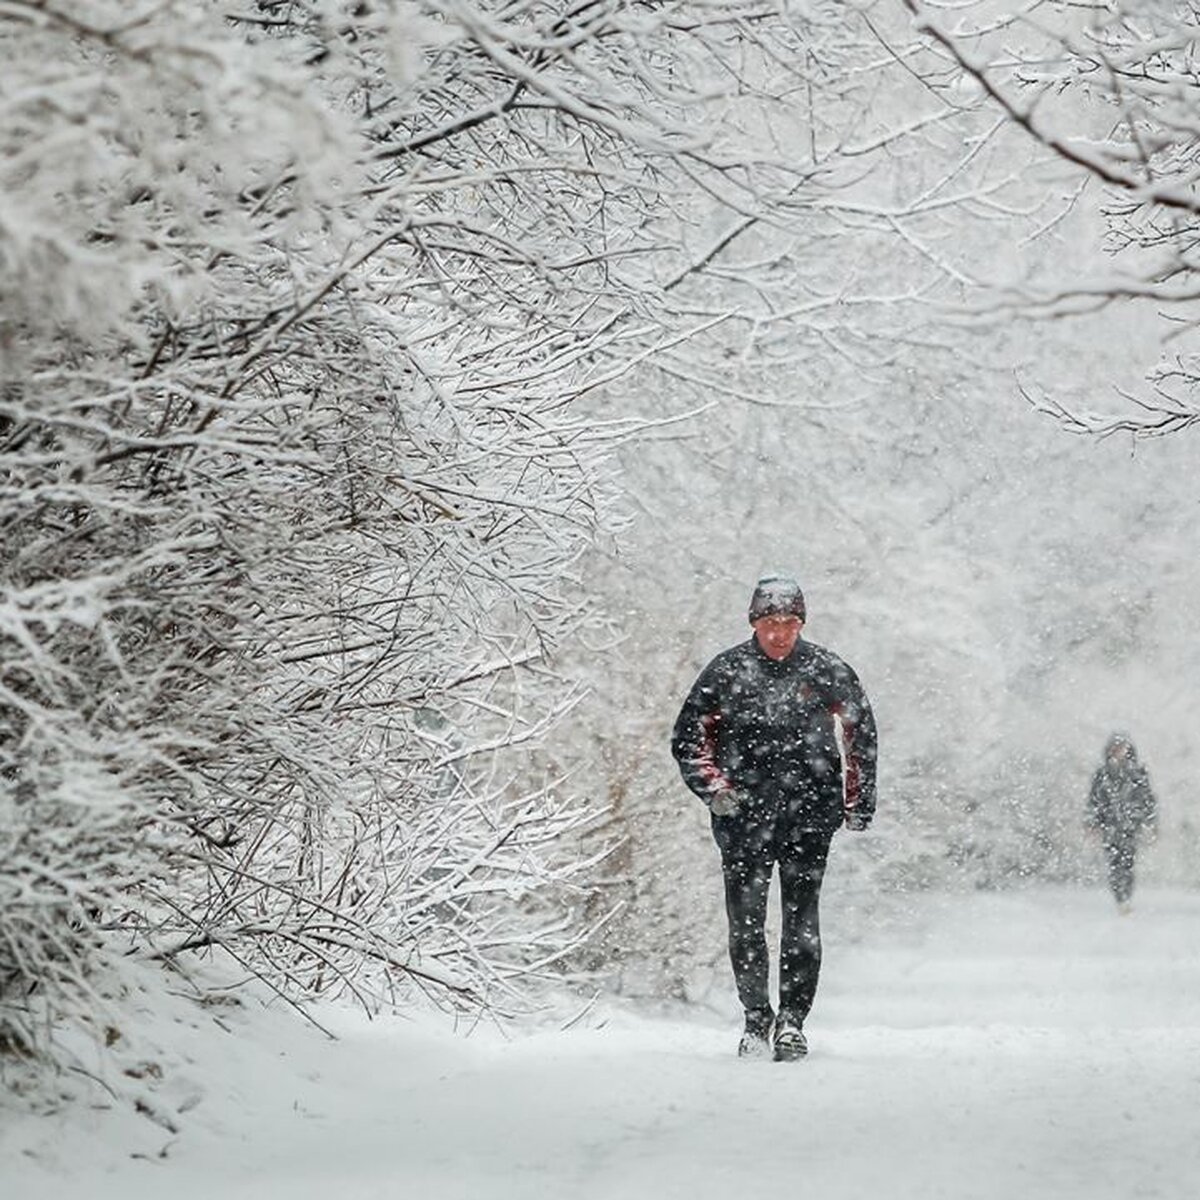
[5,0,1006,1071]
[897,0,1200,433]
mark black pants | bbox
[1102,830,1138,904]
[713,816,835,1022]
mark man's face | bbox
[752,614,802,660]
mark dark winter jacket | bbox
[671,636,877,832]
[1087,754,1156,840]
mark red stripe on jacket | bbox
[833,701,861,814]
[696,712,731,791]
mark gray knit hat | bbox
[748,575,806,623]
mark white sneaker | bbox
[737,1009,774,1059]
[737,1029,771,1059]
[773,1016,808,1062]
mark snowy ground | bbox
[6,886,1200,1200]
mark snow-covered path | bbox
[9,887,1200,1200]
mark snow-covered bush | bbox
[6,0,925,1070]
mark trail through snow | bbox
[7,887,1200,1200]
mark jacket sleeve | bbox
[1132,766,1157,828]
[830,660,878,823]
[670,659,733,803]
[1085,769,1106,828]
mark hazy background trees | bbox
[550,0,1200,1000]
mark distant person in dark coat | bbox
[1086,733,1157,914]
[671,575,877,1061]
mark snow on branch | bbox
[1,0,1039,1097]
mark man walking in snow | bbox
[1086,733,1157,914]
[671,575,877,1061]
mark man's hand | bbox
[709,789,744,818]
[844,809,871,832]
